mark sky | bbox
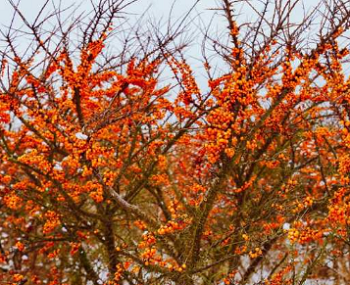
[0,0,223,58]
[0,0,315,32]
[0,0,315,49]
[0,0,230,89]
[0,0,322,89]
[0,0,220,29]
[0,0,317,52]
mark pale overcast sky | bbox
[0,0,321,88]
[0,0,223,59]
[0,0,230,88]
[0,0,219,28]
[0,0,314,37]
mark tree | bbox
[1,0,350,284]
